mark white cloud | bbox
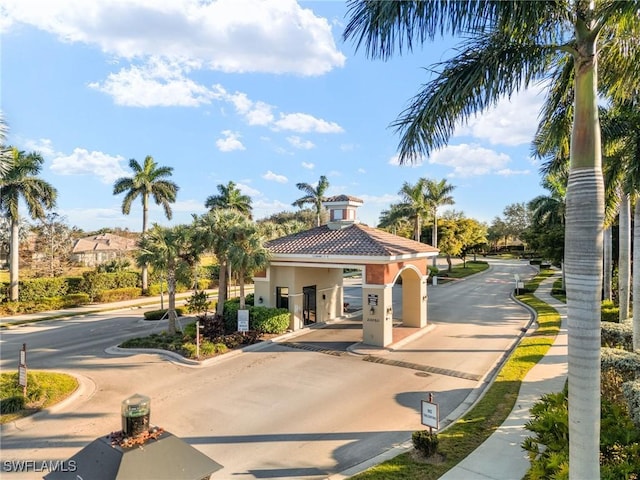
[287,136,315,150]
[252,198,290,220]
[454,87,545,146]
[497,168,531,176]
[274,113,343,133]
[50,148,127,183]
[262,170,287,183]
[302,162,315,169]
[216,130,245,152]
[357,168,366,174]
[237,182,261,197]
[89,59,215,107]
[23,138,59,158]
[388,153,425,167]
[2,0,345,76]
[428,144,511,177]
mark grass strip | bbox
[1,371,78,424]
[438,261,489,281]
[350,273,561,480]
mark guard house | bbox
[254,195,439,347]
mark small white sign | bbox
[237,309,249,332]
[421,400,439,429]
[19,365,27,387]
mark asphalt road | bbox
[0,258,536,479]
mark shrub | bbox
[223,300,241,332]
[186,291,211,315]
[0,395,26,414]
[428,266,439,276]
[250,306,290,334]
[412,430,439,457]
[601,321,633,351]
[18,277,68,302]
[601,300,620,323]
[81,271,139,300]
[64,276,84,294]
[94,287,141,303]
[143,308,185,320]
[62,293,91,308]
[622,380,640,428]
[601,347,640,382]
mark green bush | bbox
[64,276,84,294]
[622,380,640,427]
[412,430,439,457]
[0,396,26,414]
[18,277,68,302]
[250,306,290,334]
[143,308,185,320]
[601,321,633,351]
[94,287,141,303]
[81,271,139,301]
[62,293,90,307]
[223,300,241,332]
[601,300,620,323]
[601,347,640,382]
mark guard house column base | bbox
[361,285,393,347]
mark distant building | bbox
[71,233,138,267]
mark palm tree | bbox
[194,209,248,316]
[205,181,253,218]
[398,178,429,242]
[137,224,195,335]
[344,2,639,476]
[378,203,412,237]
[0,114,14,180]
[424,178,455,263]
[227,220,270,310]
[292,175,329,227]
[0,149,57,301]
[113,156,179,294]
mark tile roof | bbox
[72,233,138,254]
[266,224,438,258]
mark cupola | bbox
[323,195,364,230]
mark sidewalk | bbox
[0,289,221,326]
[438,274,568,480]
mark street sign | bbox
[367,294,378,306]
[421,399,439,430]
[237,310,249,332]
[18,344,27,395]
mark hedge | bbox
[94,287,141,303]
[601,300,620,323]
[622,380,640,427]
[601,347,640,382]
[222,299,290,334]
[18,277,68,302]
[601,321,633,351]
[81,271,140,301]
[143,308,185,320]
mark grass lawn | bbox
[0,370,79,424]
[437,260,489,282]
[350,271,561,480]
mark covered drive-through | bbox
[253,195,438,347]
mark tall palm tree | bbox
[424,178,455,263]
[344,2,639,476]
[194,209,248,316]
[205,181,253,218]
[137,224,195,335]
[0,149,57,301]
[227,220,270,310]
[113,155,179,294]
[398,178,429,242]
[292,175,329,227]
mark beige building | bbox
[255,195,438,347]
[71,233,138,267]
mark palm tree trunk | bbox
[603,227,612,300]
[141,193,149,294]
[216,259,227,316]
[565,42,603,480]
[239,267,246,310]
[414,216,421,242]
[619,194,631,321]
[633,200,640,351]
[9,218,20,301]
[432,211,438,266]
[167,263,176,335]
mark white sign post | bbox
[421,393,439,433]
[237,309,249,333]
[18,343,27,397]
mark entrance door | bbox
[303,285,316,325]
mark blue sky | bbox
[1,0,548,233]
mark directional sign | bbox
[421,400,439,430]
